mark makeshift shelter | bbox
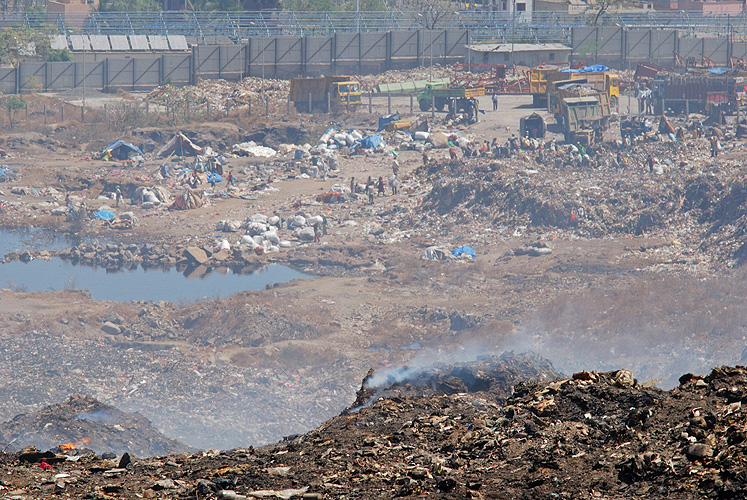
[353,134,384,150]
[101,140,144,161]
[157,132,205,157]
[169,187,204,210]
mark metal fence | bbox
[4,10,747,43]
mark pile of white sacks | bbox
[215,212,326,253]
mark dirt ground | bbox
[1,82,747,461]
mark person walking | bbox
[377,176,385,196]
[115,186,122,208]
[492,93,498,111]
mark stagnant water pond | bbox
[0,228,312,302]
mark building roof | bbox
[466,43,572,53]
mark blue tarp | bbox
[378,113,400,131]
[452,246,476,259]
[94,210,116,220]
[0,165,17,180]
[354,134,385,150]
[102,139,143,157]
[708,68,731,75]
[562,64,610,74]
[207,172,223,183]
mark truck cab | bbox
[330,81,362,105]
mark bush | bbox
[48,48,73,62]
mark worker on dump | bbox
[115,186,122,208]
[492,93,498,111]
[226,172,235,187]
[377,176,385,196]
[366,177,374,205]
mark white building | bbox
[466,42,572,67]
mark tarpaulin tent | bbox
[102,140,144,161]
[157,132,205,157]
[169,187,204,210]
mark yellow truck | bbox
[546,70,620,108]
[289,75,362,112]
[529,63,570,107]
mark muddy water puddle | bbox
[1,228,312,302]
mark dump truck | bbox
[289,75,362,112]
[547,70,621,108]
[559,93,611,146]
[520,113,546,139]
[417,85,486,112]
[529,63,570,107]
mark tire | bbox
[610,95,618,108]
[419,99,430,112]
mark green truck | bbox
[417,85,486,112]
[559,94,611,145]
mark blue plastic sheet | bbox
[95,210,116,220]
[452,245,476,258]
[207,172,223,183]
[102,139,143,157]
[354,134,385,149]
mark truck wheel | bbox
[419,100,430,112]
[610,96,618,108]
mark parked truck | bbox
[547,70,620,108]
[417,85,486,112]
[558,93,611,145]
[289,75,362,112]
[529,63,570,107]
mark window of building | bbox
[549,52,555,61]
[516,2,526,11]
[502,1,507,9]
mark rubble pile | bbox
[349,351,560,410]
[0,330,354,450]
[5,362,747,499]
[0,395,192,457]
[357,65,454,90]
[414,140,747,266]
[146,77,290,113]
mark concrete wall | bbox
[4,29,469,94]
[570,26,734,69]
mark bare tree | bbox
[411,0,455,30]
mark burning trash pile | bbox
[4,362,747,499]
[0,394,192,457]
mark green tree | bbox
[283,0,337,10]
[98,0,161,11]
[2,94,25,129]
[188,0,242,9]
[341,0,388,11]
[0,25,53,66]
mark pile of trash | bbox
[0,394,192,457]
[6,361,747,499]
[356,64,454,91]
[146,77,290,113]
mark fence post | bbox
[248,98,251,116]
[61,104,65,121]
[368,92,372,113]
[431,94,435,120]
[410,95,413,113]
[387,94,391,115]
